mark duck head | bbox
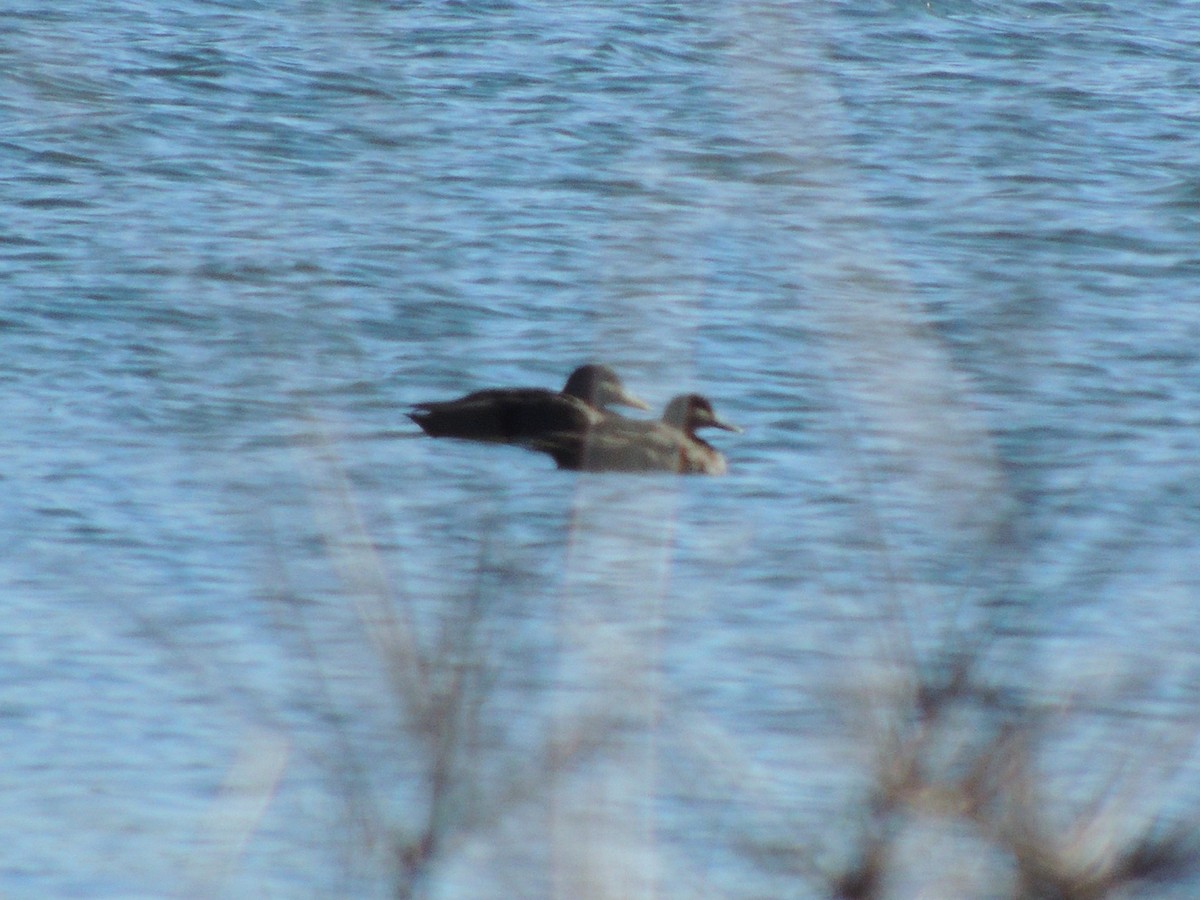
[662,394,741,434]
[563,364,650,411]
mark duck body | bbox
[408,364,648,445]
[409,388,602,443]
[533,393,740,475]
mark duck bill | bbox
[616,388,652,411]
[711,416,742,433]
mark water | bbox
[6,1,1200,896]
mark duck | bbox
[408,364,650,444]
[531,393,740,475]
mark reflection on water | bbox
[5,0,1200,896]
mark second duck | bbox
[531,393,740,475]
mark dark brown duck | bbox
[532,393,740,475]
[408,364,649,444]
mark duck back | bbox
[408,389,602,443]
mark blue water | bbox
[6,1,1200,896]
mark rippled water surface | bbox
[6,1,1200,896]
